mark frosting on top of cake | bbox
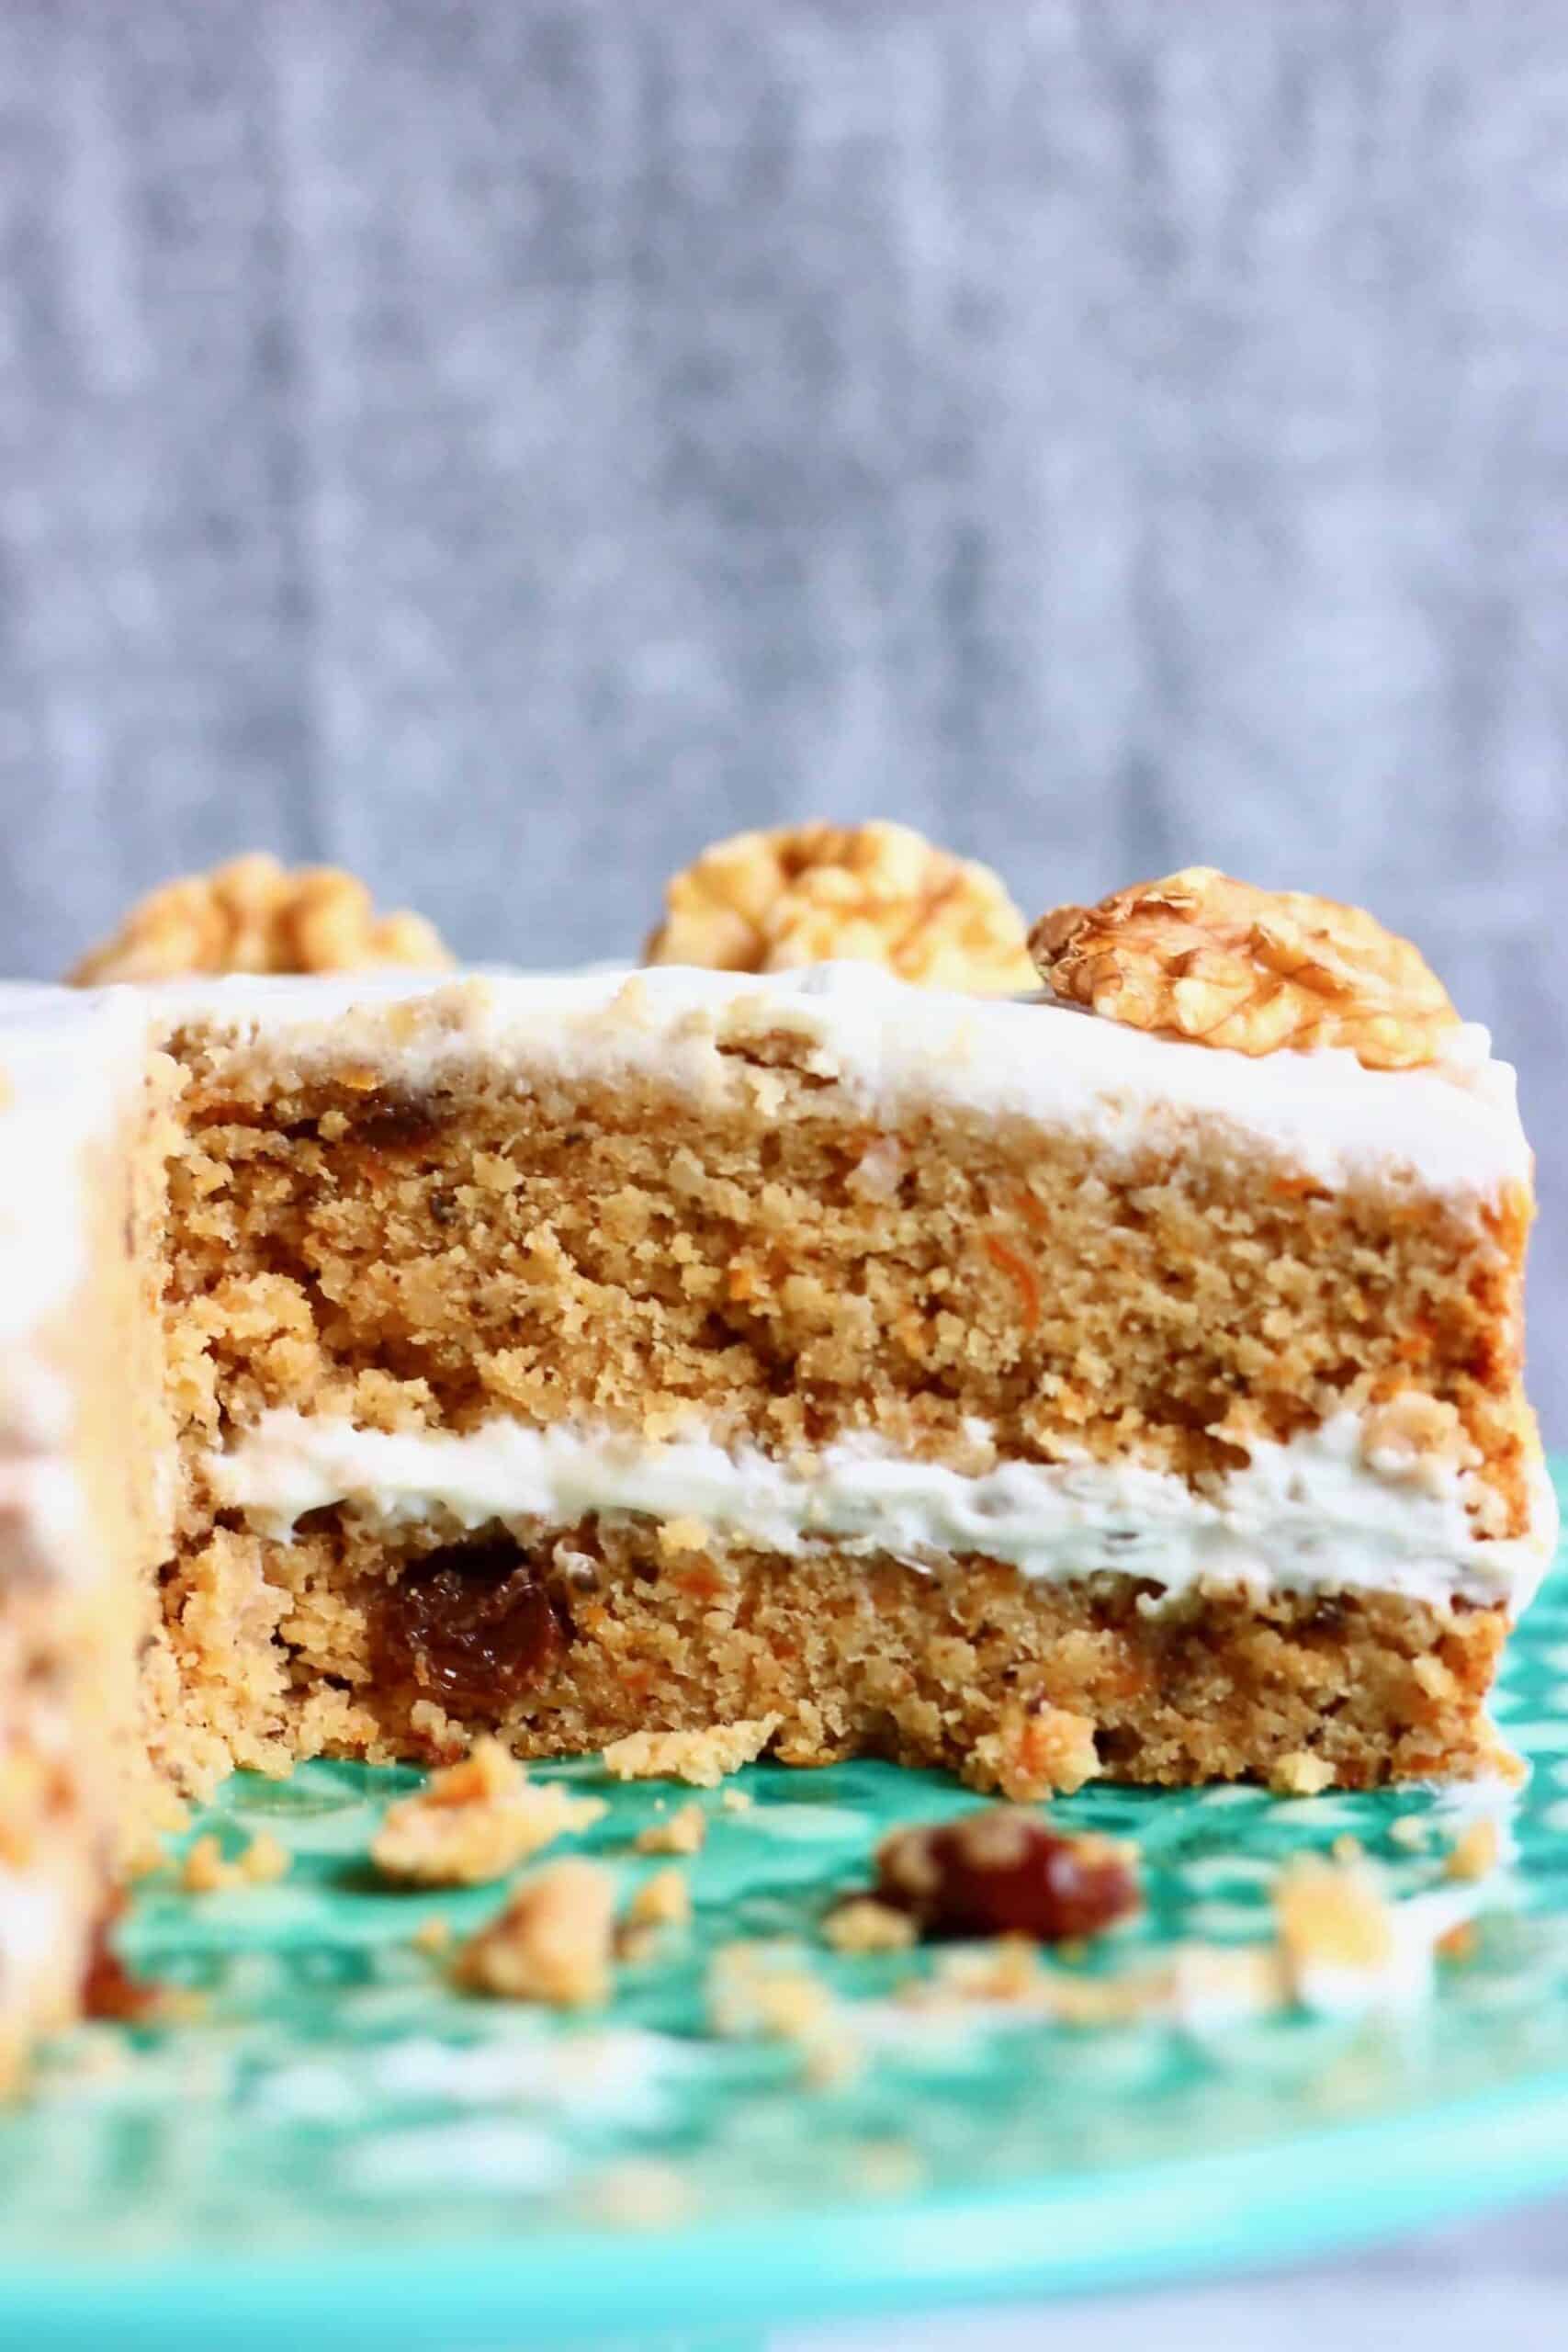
[136,959,1530,1201]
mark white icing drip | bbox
[125,960,1530,1202]
[205,1408,1557,1615]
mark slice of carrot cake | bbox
[0,830,1554,2079]
[118,848,1545,1803]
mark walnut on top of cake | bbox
[68,853,452,984]
[1030,866,1459,1070]
[644,820,1038,995]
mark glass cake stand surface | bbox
[3,1468,1567,2351]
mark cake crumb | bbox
[177,1829,289,1894]
[822,1897,918,1955]
[931,1934,1044,2007]
[1389,1815,1432,1851]
[179,1835,228,1893]
[1444,1818,1501,1883]
[719,1787,753,1815]
[371,1737,606,1886]
[634,1803,707,1856]
[708,1944,834,2041]
[1269,1750,1337,1798]
[1274,1854,1394,1981]
[411,1917,452,1954]
[236,1831,292,1885]
[626,1868,692,1930]
[603,1716,780,1788]
[456,1859,616,2007]
[965,1702,1100,1800]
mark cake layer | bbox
[141,956,1545,1797]
[158,1510,1514,1792]
[204,1405,1556,1612]
[161,968,1540,1538]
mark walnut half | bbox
[69,853,452,985]
[645,821,1037,996]
[1030,867,1458,1070]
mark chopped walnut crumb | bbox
[626,1869,692,1930]
[645,821,1037,995]
[1444,1818,1502,1883]
[822,1897,919,1955]
[456,1859,616,2007]
[1269,1750,1337,1798]
[633,1803,707,1856]
[371,1738,606,1887]
[1031,867,1459,1069]
[69,852,452,984]
[964,1702,1100,1800]
[603,1716,780,1789]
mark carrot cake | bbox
[0,829,1554,2081]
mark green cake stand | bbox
[4,1468,1567,2349]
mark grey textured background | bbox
[1,0,1564,1425]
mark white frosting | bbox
[205,1407,1557,1615]
[0,988,151,1606]
[123,960,1531,1202]
[0,987,147,1450]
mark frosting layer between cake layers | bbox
[207,1408,1558,1616]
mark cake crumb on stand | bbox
[455,1859,617,2007]
[603,1717,781,1789]
[371,1737,606,1887]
